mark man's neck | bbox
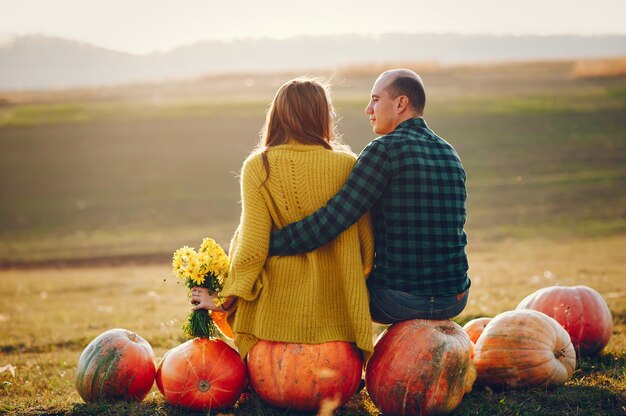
[392,114,422,131]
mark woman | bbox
[190,77,375,360]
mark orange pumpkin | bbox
[76,328,155,403]
[473,309,576,388]
[156,338,247,411]
[247,340,362,412]
[365,319,476,416]
[463,317,492,344]
[516,285,613,356]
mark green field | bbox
[0,60,625,415]
[1,61,625,264]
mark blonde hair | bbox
[258,76,345,182]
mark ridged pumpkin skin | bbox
[516,285,613,356]
[75,328,156,402]
[463,318,492,344]
[365,319,476,416]
[474,309,576,388]
[156,338,247,411]
[247,340,362,412]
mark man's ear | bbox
[396,95,410,113]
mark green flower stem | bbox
[182,272,224,339]
[183,308,219,339]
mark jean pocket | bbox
[386,288,420,301]
[433,295,463,309]
[385,289,432,311]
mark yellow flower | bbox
[214,294,226,307]
[200,238,219,253]
[191,272,206,285]
[171,237,229,290]
[197,251,212,267]
[196,238,229,276]
[171,254,183,271]
[172,246,197,279]
[178,245,195,259]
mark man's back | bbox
[269,118,469,297]
[366,118,469,296]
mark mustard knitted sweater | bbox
[220,143,375,359]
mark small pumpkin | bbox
[247,340,362,412]
[463,317,492,344]
[156,338,247,411]
[75,328,156,402]
[516,285,613,356]
[473,309,576,388]
[366,319,476,416]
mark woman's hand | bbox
[190,286,221,311]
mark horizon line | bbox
[2,31,626,57]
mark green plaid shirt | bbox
[269,118,470,296]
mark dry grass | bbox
[0,236,624,415]
[572,57,626,78]
[463,235,626,319]
[1,57,623,106]
[335,61,444,77]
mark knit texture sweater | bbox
[220,143,375,359]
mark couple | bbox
[191,69,471,360]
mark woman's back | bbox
[260,143,357,225]
[221,143,375,358]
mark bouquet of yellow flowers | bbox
[172,237,230,339]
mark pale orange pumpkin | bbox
[516,285,613,356]
[247,340,362,412]
[462,317,492,344]
[473,309,576,388]
[366,319,476,416]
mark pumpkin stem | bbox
[554,348,565,359]
[198,380,211,392]
[128,332,138,342]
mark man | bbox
[269,69,470,323]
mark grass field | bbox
[0,59,625,414]
[0,237,624,415]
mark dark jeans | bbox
[369,287,469,324]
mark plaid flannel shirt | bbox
[269,118,470,296]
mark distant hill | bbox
[1,33,626,91]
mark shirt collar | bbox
[396,117,428,131]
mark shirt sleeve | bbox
[269,139,390,255]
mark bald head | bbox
[378,69,426,116]
[380,69,421,80]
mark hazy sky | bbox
[2,0,625,55]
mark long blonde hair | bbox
[258,76,343,182]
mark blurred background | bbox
[0,0,625,265]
